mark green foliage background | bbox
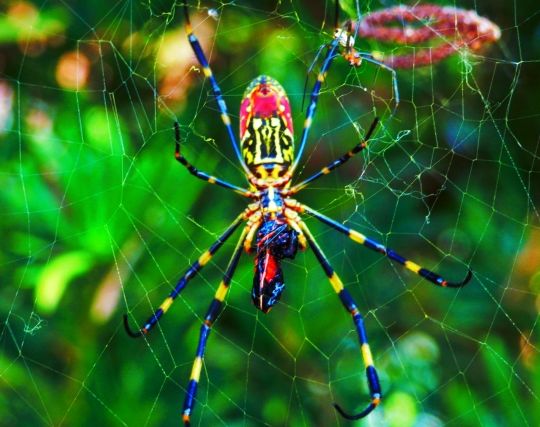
[1,1,539,426]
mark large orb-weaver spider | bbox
[123,1,473,424]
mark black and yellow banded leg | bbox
[289,117,379,194]
[182,229,248,426]
[291,35,341,173]
[243,212,262,254]
[123,212,247,338]
[174,122,254,198]
[182,2,250,175]
[299,0,342,112]
[295,203,473,288]
[297,220,381,420]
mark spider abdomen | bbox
[240,75,294,181]
[252,251,285,313]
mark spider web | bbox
[1,0,539,426]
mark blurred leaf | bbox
[385,391,417,427]
[0,6,69,43]
[340,0,360,18]
[35,251,94,314]
[262,396,288,424]
[481,338,525,426]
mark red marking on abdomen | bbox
[264,253,279,282]
[239,75,294,139]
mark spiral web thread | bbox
[1,1,539,426]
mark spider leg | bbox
[300,0,342,112]
[356,53,400,115]
[174,122,254,198]
[291,35,342,174]
[182,2,251,175]
[288,201,473,288]
[243,211,262,254]
[123,209,254,338]
[287,117,379,194]
[301,43,327,112]
[182,228,247,426]
[297,219,381,420]
[334,0,341,29]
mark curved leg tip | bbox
[333,400,378,420]
[463,268,473,285]
[123,314,144,338]
[445,268,473,288]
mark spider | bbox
[123,1,473,424]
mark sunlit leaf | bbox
[35,251,94,314]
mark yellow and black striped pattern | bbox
[241,117,294,171]
[297,203,472,288]
[288,118,379,194]
[298,219,381,419]
[173,122,254,198]
[181,230,248,425]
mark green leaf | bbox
[0,8,69,43]
[35,251,94,314]
[385,392,417,427]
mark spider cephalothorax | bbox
[124,2,473,425]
